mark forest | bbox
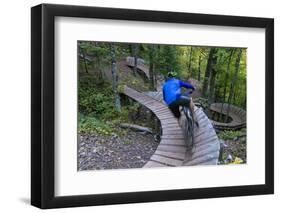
[78,41,247,171]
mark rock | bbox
[224,154,233,163]
[154,134,161,142]
[220,139,228,148]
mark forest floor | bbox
[218,132,247,164]
[224,139,246,162]
[78,129,159,171]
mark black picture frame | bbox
[31,3,274,209]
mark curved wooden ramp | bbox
[126,57,150,79]
[122,87,220,167]
[181,107,220,166]
[145,91,220,166]
[210,103,246,130]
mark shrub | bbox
[78,114,114,136]
[218,128,246,141]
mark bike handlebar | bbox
[186,89,194,95]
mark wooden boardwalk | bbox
[210,103,246,130]
[126,57,150,79]
[122,87,220,167]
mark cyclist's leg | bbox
[178,96,195,148]
[189,99,199,127]
[179,96,199,127]
[177,95,191,109]
[168,101,181,119]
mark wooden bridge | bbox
[122,86,220,167]
[126,57,150,79]
[210,103,246,130]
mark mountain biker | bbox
[162,71,199,127]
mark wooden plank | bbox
[195,111,205,119]
[184,153,219,166]
[195,135,218,147]
[142,99,158,106]
[194,128,216,139]
[195,120,211,130]
[156,109,173,114]
[161,134,184,140]
[154,150,185,160]
[158,115,175,120]
[157,144,186,153]
[157,114,174,119]
[160,139,185,146]
[199,158,218,165]
[163,127,184,132]
[161,115,178,120]
[161,124,181,129]
[154,112,171,117]
[151,155,182,166]
[162,130,184,135]
[126,93,150,100]
[193,140,219,153]
[144,160,167,168]
[157,111,173,116]
[132,95,151,101]
[194,107,200,113]
[148,108,166,114]
[194,126,213,138]
[161,135,185,139]
[146,102,165,107]
[153,107,170,113]
[185,145,220,162]
[194,115,207,124]
[161,119,178,124]
[195,112,206,120]
[154,111,171,116]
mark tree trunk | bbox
[202,48,217,97]
[110,44,121,112]
[208,48,219,104]
[81,49,88,73]
[198,54,202,81]
[129,44,133,55]
[225,49,243,121]
[120,123,153,134]
[149,44,155,90]
[188,47,193,76]
[133,44,139,76]
[153,45,160,90]
[220,49,235,119]
[208,60,218,104]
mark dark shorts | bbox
[168,96,191,118]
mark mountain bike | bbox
[182,90,195,150]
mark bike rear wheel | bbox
[183,106,195,149]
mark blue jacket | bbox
[162,78,195,105]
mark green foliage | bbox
[118,68,150,92]
[78,74,143,133]
[78,75,119,120]
[218,128,246,141]
[195,97,209,109]
[123,140,132,145]
[78,114,115,136]
[157,45,181,77]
